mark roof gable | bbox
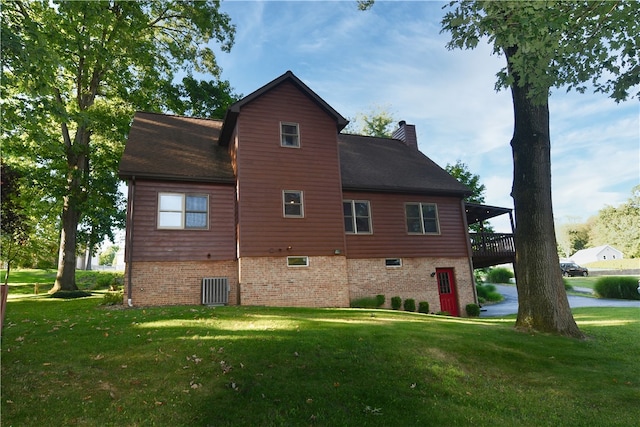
[218,71,348,146]
[338,133,471,196]
[119,112,235,183]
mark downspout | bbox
[461,200,478,306]
[126,177,136,307]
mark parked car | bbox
[560,262,588,277]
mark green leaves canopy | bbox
[441,1,640,103]
[1,1,236,288]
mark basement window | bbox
[385,258,402,267]
[287,256,309,267]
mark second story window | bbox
[343,200,372,234]
[158,193,208,230]
[283,190,304,217]
[281,122,300,148]
[405,202,439,234]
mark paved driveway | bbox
[480,284,640,317]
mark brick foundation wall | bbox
[347,257,476,315]
[239,256,350,307]
[124,260,239,306]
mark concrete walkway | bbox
[480,284,640,317]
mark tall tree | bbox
[2,1,236,292]
[344,106,396,137]
[445,160,493,233]
[1,162,31,284]
[440,1,639,337]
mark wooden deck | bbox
[470,232,516,268]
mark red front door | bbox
[436,268,459,316]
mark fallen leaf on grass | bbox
[15,336,24,342]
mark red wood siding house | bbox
[119,71,480,315]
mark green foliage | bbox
[345,105,396,137]
[476,283,503,302]
[594,277,640,300]
[403,298,416,312]
[466,303,481,317]
[487,267,514,284]
[98,246,119,266]
[557,221,590,258]
[588,186,640,258]
[418,301,430,314]
[474,268,489,284]
[2,0,237,291]
[563,278,574,291]
[376,294,385,308]
[391,296,402,310]
[76,271,124,291]
[350,297,379,309]
[101,291,124,306]
[442,2,640,104]
[445,160,486,205]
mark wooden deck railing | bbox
[470,233,515,258]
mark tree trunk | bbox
[51,197,80,292]
[50,125,90,293]
[508,65,583,338]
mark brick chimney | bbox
[391,120,418,150]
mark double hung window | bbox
[280,122,300,148]
[158,193,208,229]
[405,203,439,234]
[283,190,304,217]
[343,200,372,234]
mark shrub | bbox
[594,276,640,300]
[563,278,573,291]
[466,303,480,317]
[391,296,402,310]
[101,291,124,306]
[476,284,503,302]
[474,268,489,284]
[350,297,379,308]
[403,298,416,312]
[487,267,514,283]
[375,294,385,308]
[418,301,429,314]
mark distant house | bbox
[118,71,513,315]
[571,245,624,265]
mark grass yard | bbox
[2,295,639,426]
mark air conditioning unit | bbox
[201,277,229,305]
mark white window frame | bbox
[385,258,402,268]
[287,256,309,267]
[280,122,300,148]
[157,192,209,230]
[283,190,304,218]
[343,200,372,234]
[405,202,440,235]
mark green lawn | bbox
[2,295,639,426]
[2,269,122,296]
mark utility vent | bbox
[202,277,229,305]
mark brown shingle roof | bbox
[118,112,235,183]
[338,133,471,196]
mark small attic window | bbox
[281,122,300,148]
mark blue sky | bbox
[206,0,639,232]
